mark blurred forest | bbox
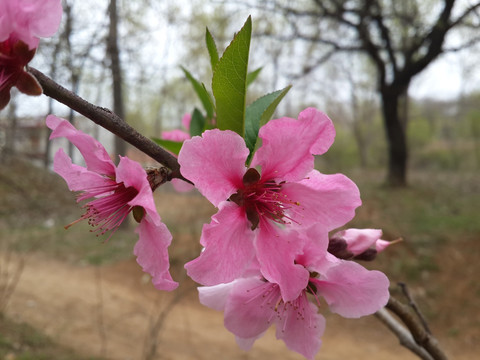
[0,0,479,181]
[0,1,480,359]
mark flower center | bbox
[66,181,139,239]
[229,168,301,230]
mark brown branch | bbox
[399,282,432,334]
[375,308,434,360]
[386,296,449,360]
[28,67,189,182]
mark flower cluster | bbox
[0,0,62,109]
[178,107,391,358]
[46,115,178,291]
[47,106,391,358]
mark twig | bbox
[385,296,449,360]
[398,282,432,334]
[375,308,433,360]
[28,67,188,182]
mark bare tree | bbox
[252,0,480,185]
[108,0,127,159]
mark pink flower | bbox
[198,225,390,360]
[178,107,361,301]
[161,113,191,142]
[328,228,394,261]
[46,115,178,291]
[161,113,194,193]
[0,36,41,110]
[0,0,63,50]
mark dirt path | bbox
[4,254,467,360]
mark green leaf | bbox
[189,108,206,137]
[206,28,219,71]
[212,16,252,136]
[181,66,215,119]
[246,67,262,87]
[151,138,183,155]
[244,85,292,156]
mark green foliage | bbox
[189,108,206,137]
[151,138,183,155]
[244,86,291,160]
[181,66,215,120]
[212,16,252,136]
[246,67,262,87]
[205,28,219,71]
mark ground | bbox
[0,159,479,359]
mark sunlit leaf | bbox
[244,85,292,159]
[189,108,206,137]
[181,66,215,120]
[212,16,252,136]
[246,67,262,87]
[206,27,219,71]
[151,138,183,155]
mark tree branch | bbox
[28,67,187,182]
[375,308,434,360]
[385,296,449,360]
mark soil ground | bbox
[4,248,478,360]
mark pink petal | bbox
[134,216,178,291]
[235,336,263,351]
[115,156,161,225]
[275,292,325,360]
[294,224,330,269]
[178,129,248,206]
[181,113,191,130]
[8,0,62,49]
[376,239,392,252]
[47,115,116,176]
[184,202,256,285]
[255,221,309,302]
[161,129,190,142]
[282,170,361,230]
[198,282,236,311]
[171,178,194,192]
[251,107,335,182]
[315,260,390,318]
[333,228,383,255]
[53,148,113,192]
[224,277,276,338]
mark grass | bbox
[1,158,479,355]
[0,316,102,360]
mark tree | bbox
[253,0,480,185]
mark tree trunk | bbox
[107,0,126,160]
[381,89,408,187]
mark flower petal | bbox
[47,115,116,176]
[251,107,335,182]
[53,148,112,193]
[8,0,62,49]
[171,178,194,192]
[198,282,236,311]
[282,170,361,230]
[161,129,190,142]
[178,129,248,206]
[224,277,276,338]
[255,221,309,301]
[134,216,178,291]
[115,156,161,225]
[184,202,256,285]
[332,228,383,255]
[315,260,390,318]
[275,292,325,360]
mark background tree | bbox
[250,0,480,186]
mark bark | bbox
[381,88,408,186]
[107,0,127,159]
